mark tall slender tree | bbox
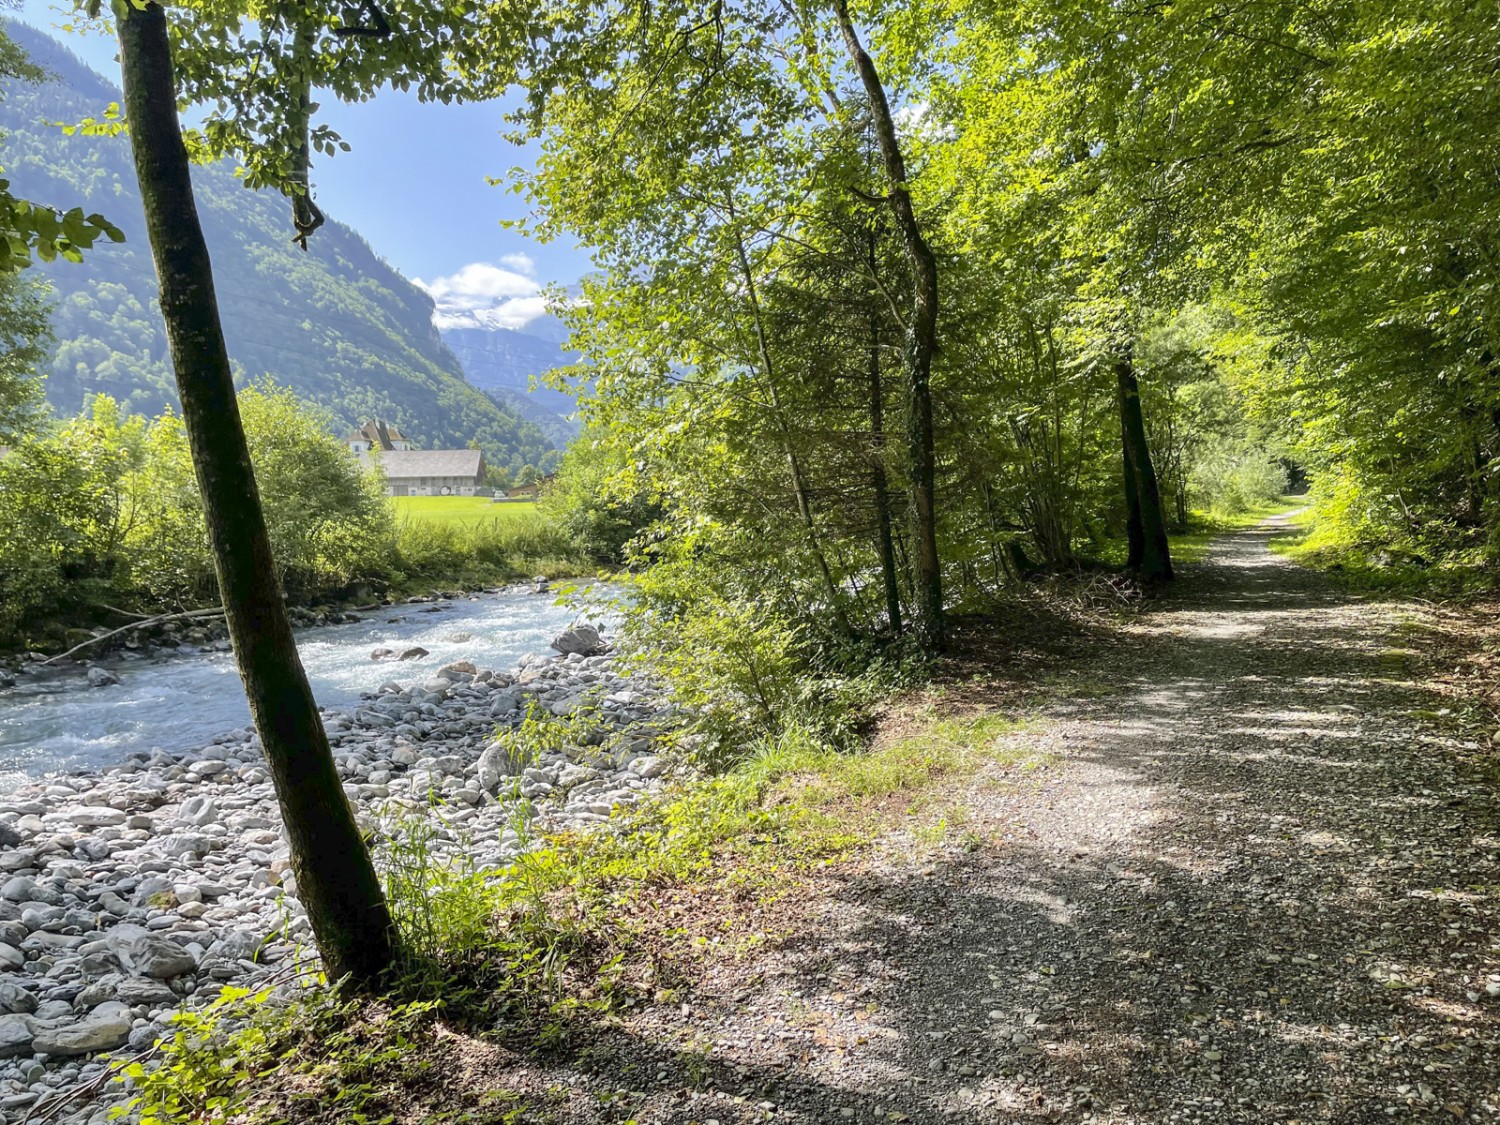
[112,0,396,988]
[832,0,944,649]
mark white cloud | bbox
[414,261,548,330]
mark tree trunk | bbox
[1116,353,1173,582]
[833,2,943,651]
[1120,408,1144,570]
[728,227,851,636]
[868,318,903,637]
[114,0,396,988]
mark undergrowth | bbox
[1268,508,1496,597]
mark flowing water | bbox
[0,588,605,790]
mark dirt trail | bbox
[573,518,1499,1125]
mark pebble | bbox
[0,634,672,1122]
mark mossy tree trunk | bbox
[114,0,397,988]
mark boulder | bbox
[0,1014,33,1058]
[33,1012,131,1057]
[476,741,527,793]
[86,665,121,688]
[109,926,197,979]
[177,795,219,827]
[550,624,605,657]
[68,807,126,828]
[75,975,122,1011]
[158,833,213,860]
[397,647,429,661]
[370,647,395,662]
[0,982,36,1015]
[0,876,38,903]
[116,977,179,1007]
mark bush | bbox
[392,509,586,585]
[541,427,662,565]
[1191,443,1289,516]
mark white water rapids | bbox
[0,588,603,790]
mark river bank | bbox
[0,622,673,1124]
[0,582,619,788]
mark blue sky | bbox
[13,0,589,332]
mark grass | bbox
[1266,508,1494,597]
[392,496,539,527]
[387,499,593,589]
[120,703,1048,1124]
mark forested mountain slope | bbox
[0,22,556,471]
[441,324,579,446]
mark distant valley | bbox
[0,22,575,470]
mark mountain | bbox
[0,22,558,473]
[440,324,581,446]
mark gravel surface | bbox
[516,519,1499,1124]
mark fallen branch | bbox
[38,607,225,666]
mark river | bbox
[0,587,608,790]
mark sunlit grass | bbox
[391,496,538,527]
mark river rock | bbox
[551,624,605,657]
[116,977,178,1007]
[370,647,395,661]
[177,795,219,827]
[0,982,35,1015]
[476,742,526,793]
[109,927,197,979]
[69,807,126,828]
[1,877,40,903]
[0,1014,33,1058]
[397,647,429,661]
[159,834,212,860]
[33,1012,130,1057]
[86,666,121,688]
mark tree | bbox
[0,271,52,442]
[831,0,943,647]
[510,0,956,649]
[1116,352,1172,581]
[112,0,395,987]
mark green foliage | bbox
[0,382,595,645]
[0,270,51,440]
[541,429,661,565]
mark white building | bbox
[346,419,486,497]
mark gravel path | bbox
[567,519,1500,1124]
